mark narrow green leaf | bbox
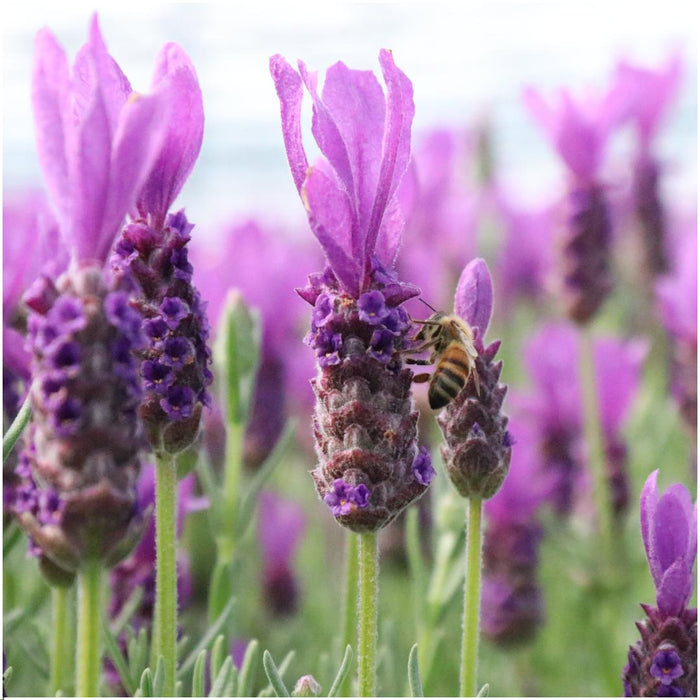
[109,586,144,637]
[3,666,13,687]
[178,634,191,657]
[3,521,23,558]
[407,644,423,697]
[209,634,226,685]
[176,680,183,696]
[234,419,296,536]
[152,657,165,698]
[262,650,290,697]
[222,663,238,697]
[128,627,150,686]
[101,617,136,696]
[209,656,234,697]
[139,668,154,697]
[3,392,31,463]
[236,638,260,698]
[191,649,207,698]
[477,682,490,697]
[259,650,295,697]
[207,560,233,626]
[179,598,236,678]
[327,645,353,697]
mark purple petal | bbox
[363,49,414,277]
[269,54,308,193]
[31,29,71,226]
[136,43,204,226]
[258,491,306,566]
[640,470,660,584]
[302,166,359,294]
[454,258,493,337]
[653,488,692,576]
[373,193,405,269]
[656,558,693,616]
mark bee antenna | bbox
[418,297,439,313]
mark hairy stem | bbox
[50,585,72,695]
[460,497,483,697]
[3,392,31,463]
[76,559,102,697]
[357,531,379,697]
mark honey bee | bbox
[406,306,480,410]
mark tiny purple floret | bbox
[323,479,370,516]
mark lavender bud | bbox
[111,211,212,455]
[16,264,146,573]
[633,154,669,277]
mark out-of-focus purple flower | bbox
[14,15,168,578]
[656,220,697,434]
[492,191,555,313]
[523,79,627,323]
[512,323,647,518]
[482,416,551,646]
[257,491,306,617]
[622,471,696,696]
[397,128,479,317]
[111,44,211,456]
[436,259,512,499]
[270,50,433,532]
[191,219,320,468]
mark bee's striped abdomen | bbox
[427,346,471,409]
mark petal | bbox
[653,488,692,575]
[374,193,404,269]
[302,166,359,294]
[269,54,308,193]
[258,491,306,566]
[136,43,204,225]
[31,28,71,225]
[656,557,693,616]
[100,92,169,261]
[364,49,414,271]
[640,470,661,585]
[454,258,493,337]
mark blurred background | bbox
[3,0,697,238]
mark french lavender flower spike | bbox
[454,257,493,341]
[623,471,697,696]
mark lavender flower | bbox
[270,50,433,531]
[615,56,682,276]
[111,41,211,456]
[12,16,167,579]
[257,491,306,616]
[512,323,646,518]
[523,80,626,323]
[656,221,697,435]
[436,259,511,500]
[622,470,696,696]
[482,417,551,646]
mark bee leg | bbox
[412,373,431,384]
[405,358,431,365]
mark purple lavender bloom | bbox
[622,471,696,696]
[191,219,320,469]
[523,79,627,323]
[111,43,211,456]
[656,221,697,434]
[482,416,552,646]
[512,323,646,518]
[615,56,683,277]
[257,491,306,617]
[436,259,512,499]
[271,50,433,531]
[13,15,168,577]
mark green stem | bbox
[341,533,359,696]
[50,585,72,695]
[460,497,483,697]
[76,560,103,697]
[3,392,32,463]
[357,531,378,697]
[579,326,614,570]
[154,452,178,696]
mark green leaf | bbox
[191,649,207,698]
[262,650,290,697]
[209,656,235,697]
[109,586,144,637]
[214,291,262,427]
[3,521,23,558]
[407,644,423,697]
[3,392,31,463]
[236,638,260,697]
[327,645,353,697]
[259,650,295,697]
[128,627,150,687]
[102,617,136,696]
[152,656,165,698]
[477,682,490,697]
[3,666,13,687]
[138,668,154,697]
[234,419,296,537]
[179,598,236,678]
[209,634,226,686]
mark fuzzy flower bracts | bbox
[271,50,434,532]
